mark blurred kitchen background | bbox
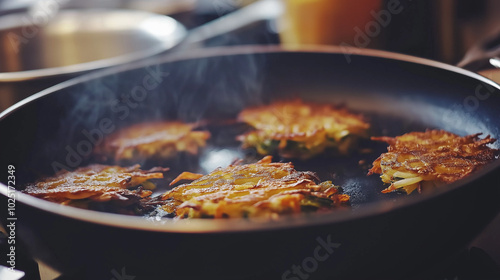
[0,0,499,279]
[3,0,498,63]
[1,0,500,110]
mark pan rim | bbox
[1,44,500,233]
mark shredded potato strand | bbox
[369,130,497,194]
[23,164,167,203]
[94,121,210,162]
[237,99,369,159]
[162,156,349,219]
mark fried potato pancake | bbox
[237,99,369,159]
[368,130,498,194]
[23,164,167,205]
[162,156,349,219]
[95,121,210,162]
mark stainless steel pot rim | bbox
[1,45,499,233]
[0,9,187,81]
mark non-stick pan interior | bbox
[1,47,500,212]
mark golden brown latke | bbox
[237,99,369,159]
[23,164,167,208]
[161,156,349,219]
[94,121,210,162]
[368,130,498,194]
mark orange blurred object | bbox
[279,0,384,47]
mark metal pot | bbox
[0,0,282,111]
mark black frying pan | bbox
[1,46,500,280]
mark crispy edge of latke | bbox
[368,130,498,193]
[94,121,211,162]
[161,156,348,219]
[23,164,168,203]
[236,99,370,158]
